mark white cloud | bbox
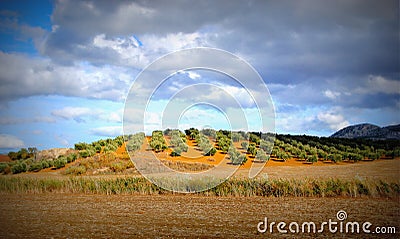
[52,107,96,122]
[317,110,349,131]
[0,134,24,148]
[324,90,341,100]
[187,71,201,80]
[0,52,133,102]
[51,106,122,123]
[90,126,122,137]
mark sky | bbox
[0,0,399,152]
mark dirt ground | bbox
[0,194,398,239]
[0,155,10,162]
[242,158,400,182]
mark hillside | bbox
[331,123,400,140]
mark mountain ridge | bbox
[331,123,400,140]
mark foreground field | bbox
[0,194,398,238]
[1,132,398,238]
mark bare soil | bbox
[0,194,398,238]
[0,155,10,162]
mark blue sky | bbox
[0,0,399,152]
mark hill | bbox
[331,123,400,140]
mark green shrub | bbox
[11,162,27,174]
[241,141,249,150]
[205,147,217,156]
[66,153,77,163]
[103,144,117,153]
[94,144,102,153]
[307,154,318,163]
[65,165,87,175]
[74,142,90,150]
[110,162,126,172]
[255,149,269,162]
[80,150,90,158]
[0,163,8,174]
[28,161,43,172]
[126,133,145,151]
[53,158,67,169]
[41,160,53,168]
[247,143,257,156]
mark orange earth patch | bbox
[0,155,11,162]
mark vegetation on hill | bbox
[1,128,399,176]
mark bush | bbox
[241,141,249,150]
[231,154,247,165]
[329,154,342,163]
[7,148,35,161]
[41,160,53,169]
[249,133,260,145]
[11,162,27,174]
[0,163,8,174]
[259,139,273,153]
[231,132,242,142]
[150,131,168,152]
[103,143,117,153]
[205,147,217,156]
[229,147,247,165]
[255,149,269,162]
[110,162,126,172]
[53,158,67,169]
[247,143,257,156]
[307,154,318,163]
[126,133,145,152]
[28,161,43,172]
[170,130,189,155]
[66,153,77,163]
[80,150,90,158]
[65,165,87,175]
[74,142,90,150]
[94,144,102,153]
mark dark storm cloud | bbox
[43,0,399,81]
[1,0,399,130]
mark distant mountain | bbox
[330,123,400,140]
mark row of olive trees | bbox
[149,131,168,152]
[0,153,78,174]
[195,133,217,156]
[273,136,387,163]
[169,130,189,156]
[126,132,145,151]
[7,147,38,161]
[74,136,124,158]
[216,132,232,153]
